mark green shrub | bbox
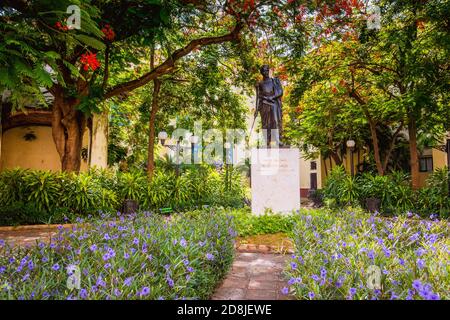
[116,171,148,202]
[322,166,361,207]
[0,167,248,226]
[321,167,448,217]
[146,170,174,209]
[417,168,450,218]
[231,208,297,236]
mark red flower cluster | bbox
[101,24,116,41]
[55,21,69,31]
[80,52,101,71]
[226,0,257,16]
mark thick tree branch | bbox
[103,22,243,99]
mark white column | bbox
[89,113,108,168]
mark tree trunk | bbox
[147,79,161,181]
[408,115,420,190]
[52,90,86,172]
[331,152,342,166]
[368,118,384,175]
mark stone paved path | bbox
[0,227,59,247]
[212,252,293,300]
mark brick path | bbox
[0,227,62,247]
[212,252,293,300]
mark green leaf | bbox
[74,34,106,50]
[33,65,54,87]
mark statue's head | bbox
[260,64,270,78]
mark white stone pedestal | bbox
[251,148,300,215]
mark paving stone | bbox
[248,279,279,290]
[212,288,246,300]
[212,252,294,301]
[245,290,278,300]
[221,276,249,289]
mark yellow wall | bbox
[418,148,447,187]
[299,152,322,190]
[321,149,365,185]
[0,126,90,171]
[90,113,109,168]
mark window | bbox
[419,156,433,172]
[310,161,317,170]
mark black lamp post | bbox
[158,131,181,177]
[346,139,356,177]
[190,135,199,165]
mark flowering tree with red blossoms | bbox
[0,0,368,172]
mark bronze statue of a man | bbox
[255,64,283,147]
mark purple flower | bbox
[89,244,97,252]
[185,275,191,281]
[415,248,426,257]
[391,291,398,300]
[428,293,440,300]
[104,233,111,240]
[167,278,174,287]
[133,238,139,246]
[412,280,422,291]
[308,292,315,299]
[409,233,419,242]
[349,288,357,296]
[187,266,194,273]
[104,263,112,269]
[180,238,187,247]
[124,277,133,287]
[96,276,106,288]
[416,259,425,269]
[114,289,122,297]
[51,263,60,271]
[281,287,289,295]
[124,252,130,259]
[288,278,296,286]
[206,253,214,261]
[311,275,320,282]
[290,262,298,270]
[118,268,125,274]
[79,289,88,299]
[367,250,375,260]
[140,287,150,297]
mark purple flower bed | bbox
[0,209,236,300]
[283,208,450,300]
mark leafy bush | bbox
[322,166,361,207]
[321,166,448,218]
[0,167,248,226]
[0,209,236,300]
[283,208,450,300]
[416,168,450,218]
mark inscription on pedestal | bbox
[251,148,300,215]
